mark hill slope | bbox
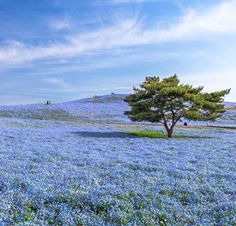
[0,94,129,122]
[0,94,235,126]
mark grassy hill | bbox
[0,94,235,127]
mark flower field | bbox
[0,95,235,225]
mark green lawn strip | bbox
[128,130,209,139]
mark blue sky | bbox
[0,0,235,104]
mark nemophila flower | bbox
[0,100,235,224]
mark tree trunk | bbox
[163,116,180,138]
[167,128,173,138]
[163,122,173,138]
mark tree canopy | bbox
[124,75,230,137]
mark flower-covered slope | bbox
[0,94,235,126]
[0,94,129,122]
[0,95,235,224]
[0,117,235,224]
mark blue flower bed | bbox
[0,115,235,224]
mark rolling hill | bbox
[0,93,235,127]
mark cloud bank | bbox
[0,0,236,67]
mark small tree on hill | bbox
[124,75,230,137]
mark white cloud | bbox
[49,18,72,31]
[157,0,236,41]
[43,77,74,91]
[0,1,236,67]
[111,0,164,3]
[181,68,236,102]
[112,0,146,3]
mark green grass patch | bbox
[128,130,209,139]
[129,130,166,138]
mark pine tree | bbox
[124,75,230,137]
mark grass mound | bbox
[129,130,167,138]
[129,130,208,139]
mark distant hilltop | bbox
[68,93,127,104]
[0,93,235,127]
[224,101,236,109]
[0,93,235,108]
[70,93,236,108]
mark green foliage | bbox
[124,75,230,137]
[128,130,208,138]
[129,130,166,138]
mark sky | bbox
[0,0,235,105]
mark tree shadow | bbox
[72,131,211,139]
[72,131,137,138]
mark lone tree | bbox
[124,75,230,137]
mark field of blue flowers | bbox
[0,95,235,225]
